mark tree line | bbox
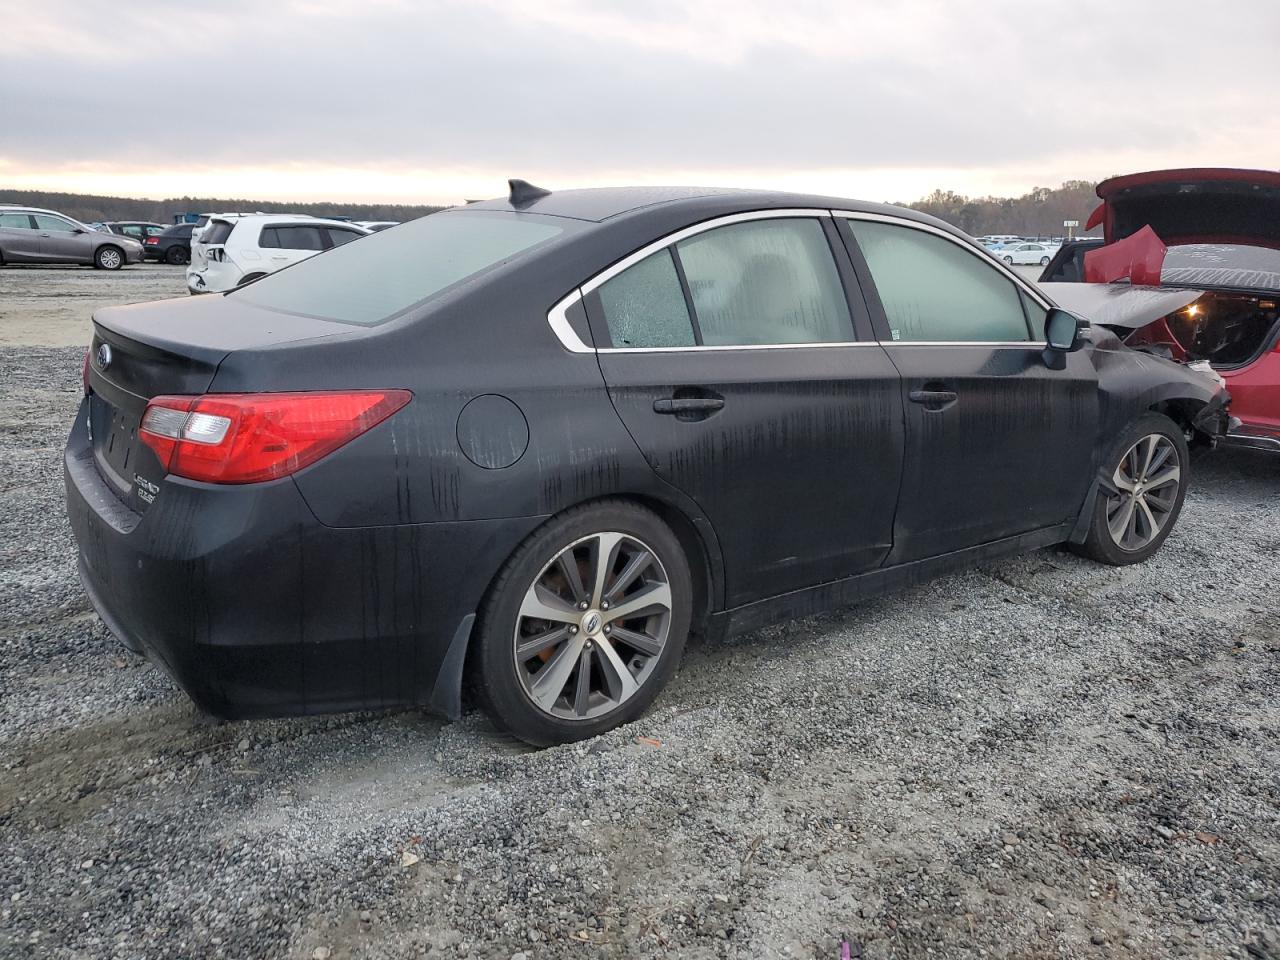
[901,180,1103,237]
[1,180,1105,238]
[0,189,446,225]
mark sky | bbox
[2,0,1277,205]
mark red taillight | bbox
[139,390,412,484]
[82,348,91,395]
[145,237,159,245]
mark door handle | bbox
[908,388,958,411]
[653,397,725,415]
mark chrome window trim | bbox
[546,208,864,353]
[830,208,1056,315]
[881,340,1048,348]
[597,341,881,355]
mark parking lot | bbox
[1,265,1278,959]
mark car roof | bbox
[228,214,369,229]
[462,184,954,230]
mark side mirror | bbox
[1042,308,1088,369]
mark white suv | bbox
[187,215,370,294]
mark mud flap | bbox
[428,613,475,720]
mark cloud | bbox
[2,0,1277,202]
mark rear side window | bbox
[848,220,1032,342]
[597,250,696,348]
[0,213,32,229]
[202,220,234,245]
[676,218,851,346]
[259,225,324,251]
[119,225,145,237]
[234,211,568,326]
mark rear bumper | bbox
[1221,423,1280,453]
[64,399,542,719]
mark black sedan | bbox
[65,183,1231,745]
[142,222,196,264]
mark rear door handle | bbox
[653,397,725,415]
[908,388,958,411]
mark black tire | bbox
[236,272,267,287]
[94,245,125,270]
[1003,255,1014,264]
[1072,412,1190,566]
[165,245,189,265]
[470,500,693,746]
[1040,256,1050,266]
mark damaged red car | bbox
[1043,168,1280,452]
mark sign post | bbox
[1064,219,1080,240]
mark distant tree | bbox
[0,189,447,225]
[897,180,1104,238]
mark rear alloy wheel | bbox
[1075,413,1189,565]
[472,502,692,745]
[1040,256,1051,266]
[165,246,189,265]
[95,245,124,270]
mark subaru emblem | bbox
[96,343,112,370]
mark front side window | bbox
[0,213,33,230]
[235,211,568,326]
[848,220,1032,343]
[676,218,851,346]
[325,228,363,247]
[596,249,696,348]
[33,214,77,232]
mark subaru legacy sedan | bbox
[66,183,1230,745]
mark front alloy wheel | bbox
[514,532,672,720]
[1104,434,1180,552]
[95,246,124,270]
[1074,412,1189,566]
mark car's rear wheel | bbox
[95,245,124,270]
[1003,255,1014,264]
[1040,256,1050,265]
[1074,413,1189,566]
[165,246,189,265]
[471,501,692,746]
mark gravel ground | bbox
[0,275,1278,959]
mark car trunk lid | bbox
[1087,169,1280,249]
[87,295,362,511]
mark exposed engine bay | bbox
[1123,290,1280,368]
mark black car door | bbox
[586,212,904,608]
[838,214,1098,564]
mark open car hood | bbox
[1086,168,1280,250]
[1040,282,1204,330]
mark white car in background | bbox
[994,241,1058,266]
[353,220,400,232]
[187,215,370,294]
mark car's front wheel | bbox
[471,501,692,746]
[1003,255,1014,264]
[94,245,124,270]
[1074,412,1189,566]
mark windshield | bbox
[233,210,569,325]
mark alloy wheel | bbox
[99,248,122,269]
[513,531,672,720]
[1104,434,1181,552]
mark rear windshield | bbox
[201,220,235,245]
[233,211,569,325]
[1160,244,1280,294]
